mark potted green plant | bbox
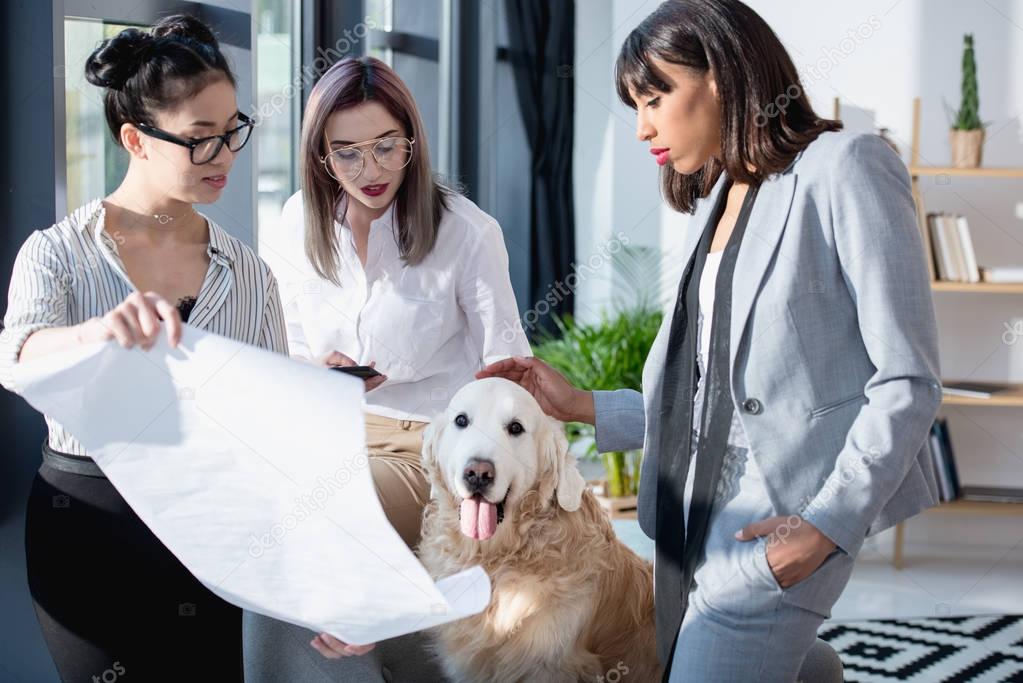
[532,305,662,498]
[949,34,986,168]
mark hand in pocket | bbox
[735,515,837,588]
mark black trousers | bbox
[25,462,243,682]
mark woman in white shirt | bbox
[253,57,529,665]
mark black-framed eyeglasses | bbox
[320,136,415,182]
[135,112,254,165]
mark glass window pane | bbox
[365,0,393,62]
[366,1,442,169]
[255,0,297,242]
[64,18,139,212]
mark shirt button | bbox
[741,398,763,414]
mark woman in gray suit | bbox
[479,1,942,680]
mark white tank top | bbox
[685,248,726,523]
[698,249,725,374]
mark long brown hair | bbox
[299,56,451,284]
[615,0,842,213]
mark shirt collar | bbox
[205,219,234,268]
[376,201,397,230]
[338,199,397,233]
[77,198,105,238]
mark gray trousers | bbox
[243,611,447,683]
[668,435,856,682]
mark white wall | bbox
[573,0,678,320]
[573,0,1023,543]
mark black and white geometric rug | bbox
[819,614,1023,682]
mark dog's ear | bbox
[421,417,445,499]
[543,417,586,512]
[421,420,441,470]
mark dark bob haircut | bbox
[615,0,842,213]
[85,14,236,145]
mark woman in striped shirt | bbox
[0,16,285,681]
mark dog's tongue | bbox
[460,495,498,540]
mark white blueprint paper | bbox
[12,326,489,645]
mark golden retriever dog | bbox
[418,377,661,683]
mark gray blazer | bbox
[593,131,943,557]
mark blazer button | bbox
[741,397,763,414]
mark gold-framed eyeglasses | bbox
[320,136,415,182]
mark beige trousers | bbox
[364,412,431,551]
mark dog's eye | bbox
[507,420,525,436]
[454,413,469,428]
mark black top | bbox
[176,296,197,323]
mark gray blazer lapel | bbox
[729,171,797,371]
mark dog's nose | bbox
[462,458,496,494]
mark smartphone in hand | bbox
[330,365,383,380]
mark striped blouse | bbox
[0,198,289,456]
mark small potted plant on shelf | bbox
[949,34,987,168]
[532,305,662,505]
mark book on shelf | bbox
[941,381,1013,399]
[928,427,950,499]
[955,216,981,283]
[928,212,956,280]
[946,214,969,281]
[979,266,1023,284]
[937,418,960,500]
[928,417,961,502]
[959,486,1023,504]
[926,212,981,282]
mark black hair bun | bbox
[84,14,234,144]
[84,28,154,90]
[152,14,220,49]
[83,15,221,91]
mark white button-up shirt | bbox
[262,191,531,422]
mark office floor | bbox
[833,529,1023,622]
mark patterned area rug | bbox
[819,614,1023,682]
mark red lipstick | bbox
[360,183,389,197]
